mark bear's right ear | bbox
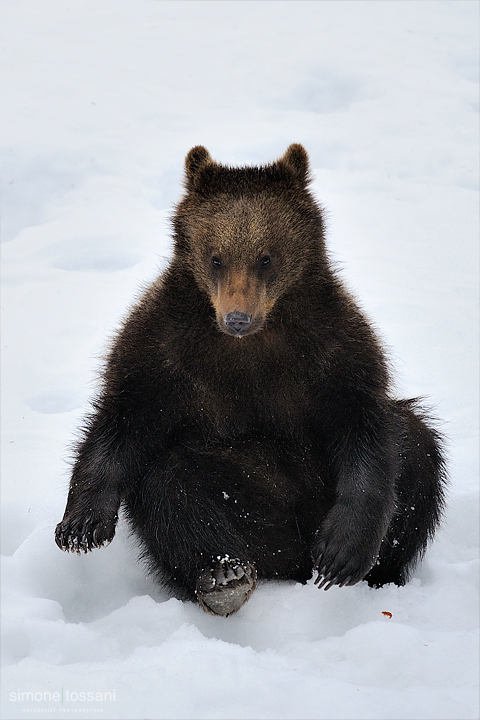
[279,144,310,186]
[185,146,213,190]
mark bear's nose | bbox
[224,311,252,335]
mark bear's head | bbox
[173,144,326,338]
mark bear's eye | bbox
[211,256,222,268]
[260,255,271,267]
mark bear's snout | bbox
[223,311,252,336]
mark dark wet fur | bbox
[56,145,447,611]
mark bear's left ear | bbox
[279,144,310,186]
[185,146,213,190]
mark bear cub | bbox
[56,145,446,616]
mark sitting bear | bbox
[55,145,446,616]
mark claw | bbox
[315,564,327,585]
[314,564,328,584]
[323,577,338,591]
[316,572,332,590]
[55,515,117,555]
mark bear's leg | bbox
[55,414,144,553]
[55,461,124,553]
[364,400,447,587]
[124,441,309,615]
[124,446,257,615]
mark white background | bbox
[1,2,478,718]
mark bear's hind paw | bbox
[196,557,257,617]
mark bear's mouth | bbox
[218,311,264,338]
[224,311,252,335]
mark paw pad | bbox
[196,557,256,616]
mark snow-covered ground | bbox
[1,2,478,718]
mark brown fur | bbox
[55,145,447,614]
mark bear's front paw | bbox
[55,512,118,554]
[311,520,381,591]
[196,556,257,616]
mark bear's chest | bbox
[189,362,312,440]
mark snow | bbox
[1,1,478,718]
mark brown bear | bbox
[55,145,446,616]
